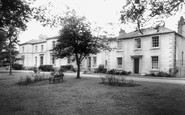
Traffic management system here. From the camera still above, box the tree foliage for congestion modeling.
[0,0,32,30]
[121,0,185,31]
[53,13,110,78]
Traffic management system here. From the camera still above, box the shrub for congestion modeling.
[156,71,171,77]
[107,69,116,74]
[39,65,54,71]
[18,76,32,85]
[12,63,23,70]
[60,65,75,72]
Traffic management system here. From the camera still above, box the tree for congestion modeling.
[0,0,32,74]
[0,0,32,30]
[4,26,19,75]
[120,0,185,32]
[53,13,109,79]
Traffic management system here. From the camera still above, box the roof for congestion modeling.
[118,26,176,39]
[19,38,46,45]
[19,36,59,46]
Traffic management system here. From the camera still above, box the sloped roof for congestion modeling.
[20,38,46,45]
[118,26,175,39]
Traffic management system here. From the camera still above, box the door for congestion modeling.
[134,58,139,74]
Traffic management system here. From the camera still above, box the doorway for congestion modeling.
[134,58,139,74]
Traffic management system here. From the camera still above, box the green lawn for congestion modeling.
[0,73,185,115]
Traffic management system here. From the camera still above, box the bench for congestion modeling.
[49,72,64,83]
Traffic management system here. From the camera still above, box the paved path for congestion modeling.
[1,70,185,85]
[64,72,185,85]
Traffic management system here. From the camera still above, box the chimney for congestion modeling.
[119,29,126,36]
[178,16,184,35]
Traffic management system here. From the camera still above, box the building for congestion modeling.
[18,17,185,77]
[19,36,69,69]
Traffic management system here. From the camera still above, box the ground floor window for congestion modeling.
[117,57,122,68]
[93,57,97,67]
[152,56,158,69]
[51,54,55,65]
[35,56,37,66]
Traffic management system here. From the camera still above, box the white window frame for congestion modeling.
[93,56,97,67]
[35,45,38,52]
[117,41,123,50]
[51,54,55,65]
[151,56,159,69]
[152,36,159,48]
[134,38,141,49]
[117,57,122,68]
[41,45,44,52]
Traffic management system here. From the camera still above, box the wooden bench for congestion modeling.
[49,72,64,83]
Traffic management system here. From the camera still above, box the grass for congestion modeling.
[0,73,185,115]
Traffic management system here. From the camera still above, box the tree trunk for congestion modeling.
[76,60,81,79]
[9,49,12,75]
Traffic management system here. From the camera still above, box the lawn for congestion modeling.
[0,72,185,115]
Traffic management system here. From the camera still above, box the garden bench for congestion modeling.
[49,72,64,83]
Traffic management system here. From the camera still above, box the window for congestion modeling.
[40,55,44,65]
[152,36,159,48]
[22,46,24,53]
[35,46,38,52]
[67,56,71,64]
[135,38,141,49]
[52,41,56,49]
[93,57,97,67]
[41,45,44,51]
[152,56,159,69]
[117,57,122,68]
[35,57,37,66]
[117,41,123,50]
[105,60,108,67]
[51,54,55,65]
[182,52,184,66]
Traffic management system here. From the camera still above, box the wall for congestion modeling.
[117,33,175,74]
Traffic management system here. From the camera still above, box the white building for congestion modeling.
[19,36,69,69]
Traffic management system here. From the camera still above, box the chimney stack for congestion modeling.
[178,16,185,35]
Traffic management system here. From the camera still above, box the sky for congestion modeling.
[19,0,185,44]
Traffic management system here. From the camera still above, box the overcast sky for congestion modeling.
[19,0,185,44]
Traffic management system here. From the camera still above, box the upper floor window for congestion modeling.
[135,38,141,49]
[35,46,38,52]
[22,46,24,53]
[152,56,159,69]
[152,36,159,48]
[117,57,122,68]
[41,45,44,51]
[52,41,56,49]
[117,41,123,50]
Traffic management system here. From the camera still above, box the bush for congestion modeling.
[39,65,54,71]
[107,69,116,74]
[60,65,75,72]
[156,71,171,77]
[12,63,23,70]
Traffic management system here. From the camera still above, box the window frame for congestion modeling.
[117,57,123,68]
[151,56,159,70]
[93,56,97,67]
[117,40,123,51]
[152,36,160,48]
[134,38,142,49]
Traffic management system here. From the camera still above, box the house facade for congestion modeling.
[18,17,185,77]
[19,36,69,69]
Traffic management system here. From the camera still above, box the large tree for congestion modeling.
[121,0,185,32]
[0,0,32,74]
[53,14,109,79]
